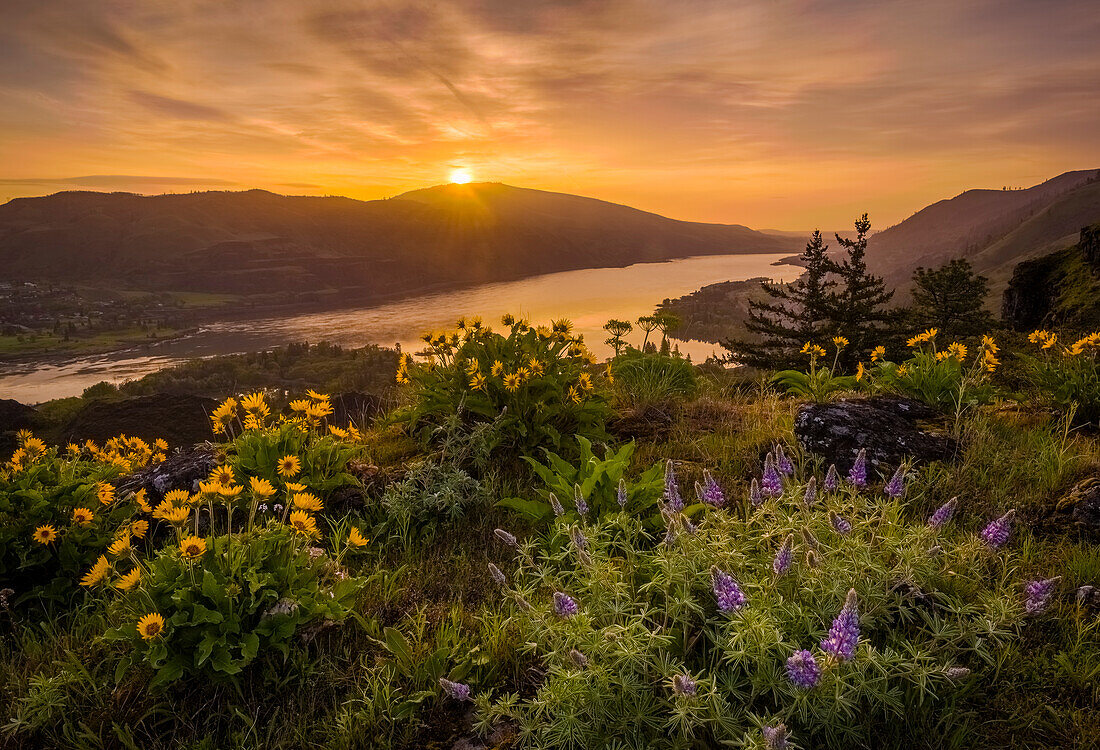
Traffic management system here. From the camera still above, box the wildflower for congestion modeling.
[33,525,57,544]
[830,511,852,535]
[749,478,764,507]
[566,385,583,404]
[574,484,589,515]
[160,505,189,524]
[549,492,564,517]
[553,592,579,618]
[804,549,821,568]
[762,724,790,750]
[277,455,301,477]
[98,482,116,506]
[439,677,471,701]
[115,567,141,590]
[71,507,94,525]
[1025,577,1061,615]
[164,488,191,506]
[570,527,591,566]
[711,567,747,612]
[617,479,628,509]
[945,666,971,681]
[108,536,131,556]
[786,649,821,689]
[848,448,867,487]
[289,398,312,413]
[129,519,149,539]
[672,674,697,696]
[832,335,849,349]
[469,372,487,390]
[821,588,860,662]
[289,510,319,537]
[347,527,369,547]
[569,649,588,668]
[980,510,1015,549]
[218,483,243,498]
[698,471,725,508]
[80,555,110,587]
[856,361,865,381]
[490,360,504,376]
[928,497,957,528]
[773,535,794,576]
[494,528,518,548]
[801,527,821,550]
[663,461,684,511]
[947,342,968,361]
[884,465,906,498]
[241,392,267,414]
[249,477,276,497]
[871,345,886,362]
[134,488,152,513]
[775,444,794,476]
[179,535,207,560]
[293,492,324,512]
[488,563,506,585]
[801,476,817,509]
[503,372,522,392]
[801,342,827,358]
[761,454,783,497]
[137,613,165,640]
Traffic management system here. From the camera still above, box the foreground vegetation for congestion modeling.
[1,315,1098,749]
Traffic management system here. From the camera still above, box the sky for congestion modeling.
[1,0,1098,230]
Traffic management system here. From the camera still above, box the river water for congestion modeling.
[0,253,799,403]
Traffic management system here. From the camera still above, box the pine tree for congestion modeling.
[910,259,993,337]
[723,230,835,368]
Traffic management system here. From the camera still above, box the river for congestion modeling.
[0,253,799,403]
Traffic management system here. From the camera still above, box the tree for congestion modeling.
[654,311,681,354]
[822,214,902,363]
[603,319,633,356]
[910,259,993,337]
[723,230,836,368]
[636,315,660,351]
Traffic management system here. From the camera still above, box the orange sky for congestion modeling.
[1,0,1098,229]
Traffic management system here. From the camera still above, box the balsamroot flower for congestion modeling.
[699,471,726,508]
[549,492,564,517]
[773,535,794,576]
[775,444,794,476]
[980,510,1015,549]
[762,723,790,750]
[786,649,821,689]
[802,477,817,509]
[553,592,579,618]
[824,464,840,492]
[749,478,764,508]
[830,511,852,536]
[664,461,684,511]
[488,563,506,585]
[928,497,958,528]
[821,588,860,661]
[439,678,471,701]
[672,673,697,696]
[884,465,906,498]
[762,454,783,498]
[848,448,867,487]
[711,567,747,612]
[617,478,628,509]
[573,484,589,515]
[494,528,519,548]
[1025,577,1061,615]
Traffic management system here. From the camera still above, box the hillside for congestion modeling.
[866,169,1100,297]
[0,184,797,301]
[1001,224,1100,329]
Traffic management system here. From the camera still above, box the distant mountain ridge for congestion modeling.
[0,183,798,300]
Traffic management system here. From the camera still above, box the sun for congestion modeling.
[449,168,472,184]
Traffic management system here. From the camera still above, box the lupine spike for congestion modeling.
[848,448,867,487]
[488,562,506,585]
[804,549,820,568]
[710,566,747,612]
[773,534,794,576]
[761,453,783,497]
[570,527,592,566]
[824,464,840,492]
[549,492,564,517]
[749,478,763,507]
[439,677,471,701]
[830,510,852,536]
[945,666,971,681]
[617,478,628,509]
[801,527,820,550]
[1024,577,1061,614]
[664,461,684,511]
[700,471,726,508]
[928,497,957,528]
[672,673,697,696]
[553,591,579,617]
[802,476,817,509]
[573,484,588,515]
[569,648,589,668]
[762,724,790,750]
[820,588,860,661]
[785,649,821,688]
[775,444,794,476]
[884,465,906,498]
[980,509,1016,549]
[494,528,518,548]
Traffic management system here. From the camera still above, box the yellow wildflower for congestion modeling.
[250,476,276,497]
[277,455,301,478]
[98,482,116,506]
[307,389,329,401]
[347,527,369,547]
[33,525,58,544]
[503,373,522,392]
[107,535,131,556]
[115,567,141,591]
[871,346,886,362]
[210,465,236,486]
[288,510,319,537]
[490,360,504,377]
[72,507,94,525]
[80,555,110,587]
[129,519,149,539]
[832,336,849,349]
[293,492,324,512]
[179,535,206,560]
[137,613,165,640]
[856,362,865,381]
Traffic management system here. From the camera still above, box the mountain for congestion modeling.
[0,183,797,301]
[865,169,1100,299]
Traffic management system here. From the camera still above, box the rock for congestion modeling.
[0,398,38,455]
[116,444,219,499]
[794,395,958,476]
[1050,476,1100,534]
[1002,224,1100,330]
[62,393,218,448]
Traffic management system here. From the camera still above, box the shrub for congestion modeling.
[392,316,611,459]
[478,469,1031,748]
[611,349,698,408]
[1020,329,1100,426]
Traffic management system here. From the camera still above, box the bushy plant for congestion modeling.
[476,467,1034,748]
[611,349,698,408]
[771,338,860,402]
[1020,329,1100,426]
[393,316,611,458]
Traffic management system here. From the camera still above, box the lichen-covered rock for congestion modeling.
[794,396,957,477]
[1052,476,1100,533]
[116,443,219,499]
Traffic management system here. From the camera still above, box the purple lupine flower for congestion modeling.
[617,478,628,509]
[570,527,591,566]
[802,476,817,509]
[785,649,821,689]
[488,563,506,585]
[848,448,867,488]
[820,588,860,662]
[549,492,564,517]
[980,510,1015,549]
[494,528,518,548]
[553,591,579,618]
[945,666,971,681]
[683,516,699,535]
[1024,577,1061,615]
[824,464,840,492]
[761,454,783,498]
[569,648,588,668]
[775,444,794,476]
[573,484,588,515]
[773,534,794,576]
[928,497,957,528]
[439,678,471,701]
[711,567,747,612]
[804,549,820,568]
[884,465,906,498]
[801,527,820,551]
[749,478,763,507]
[672,673,697,696]
[664,461,684,512]
[762,724,790,750]
[830,510,852,536]
[699,471,726,508]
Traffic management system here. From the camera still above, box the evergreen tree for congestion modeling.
[910,259,993,337]
[723,230,835,368]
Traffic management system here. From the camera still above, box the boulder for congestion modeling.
[62,393,217,448]
[794,395,958,476]
[1048,475,1100,535]
[116,443,220,499]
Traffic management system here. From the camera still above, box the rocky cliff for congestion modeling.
[1002,224,1100,329]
